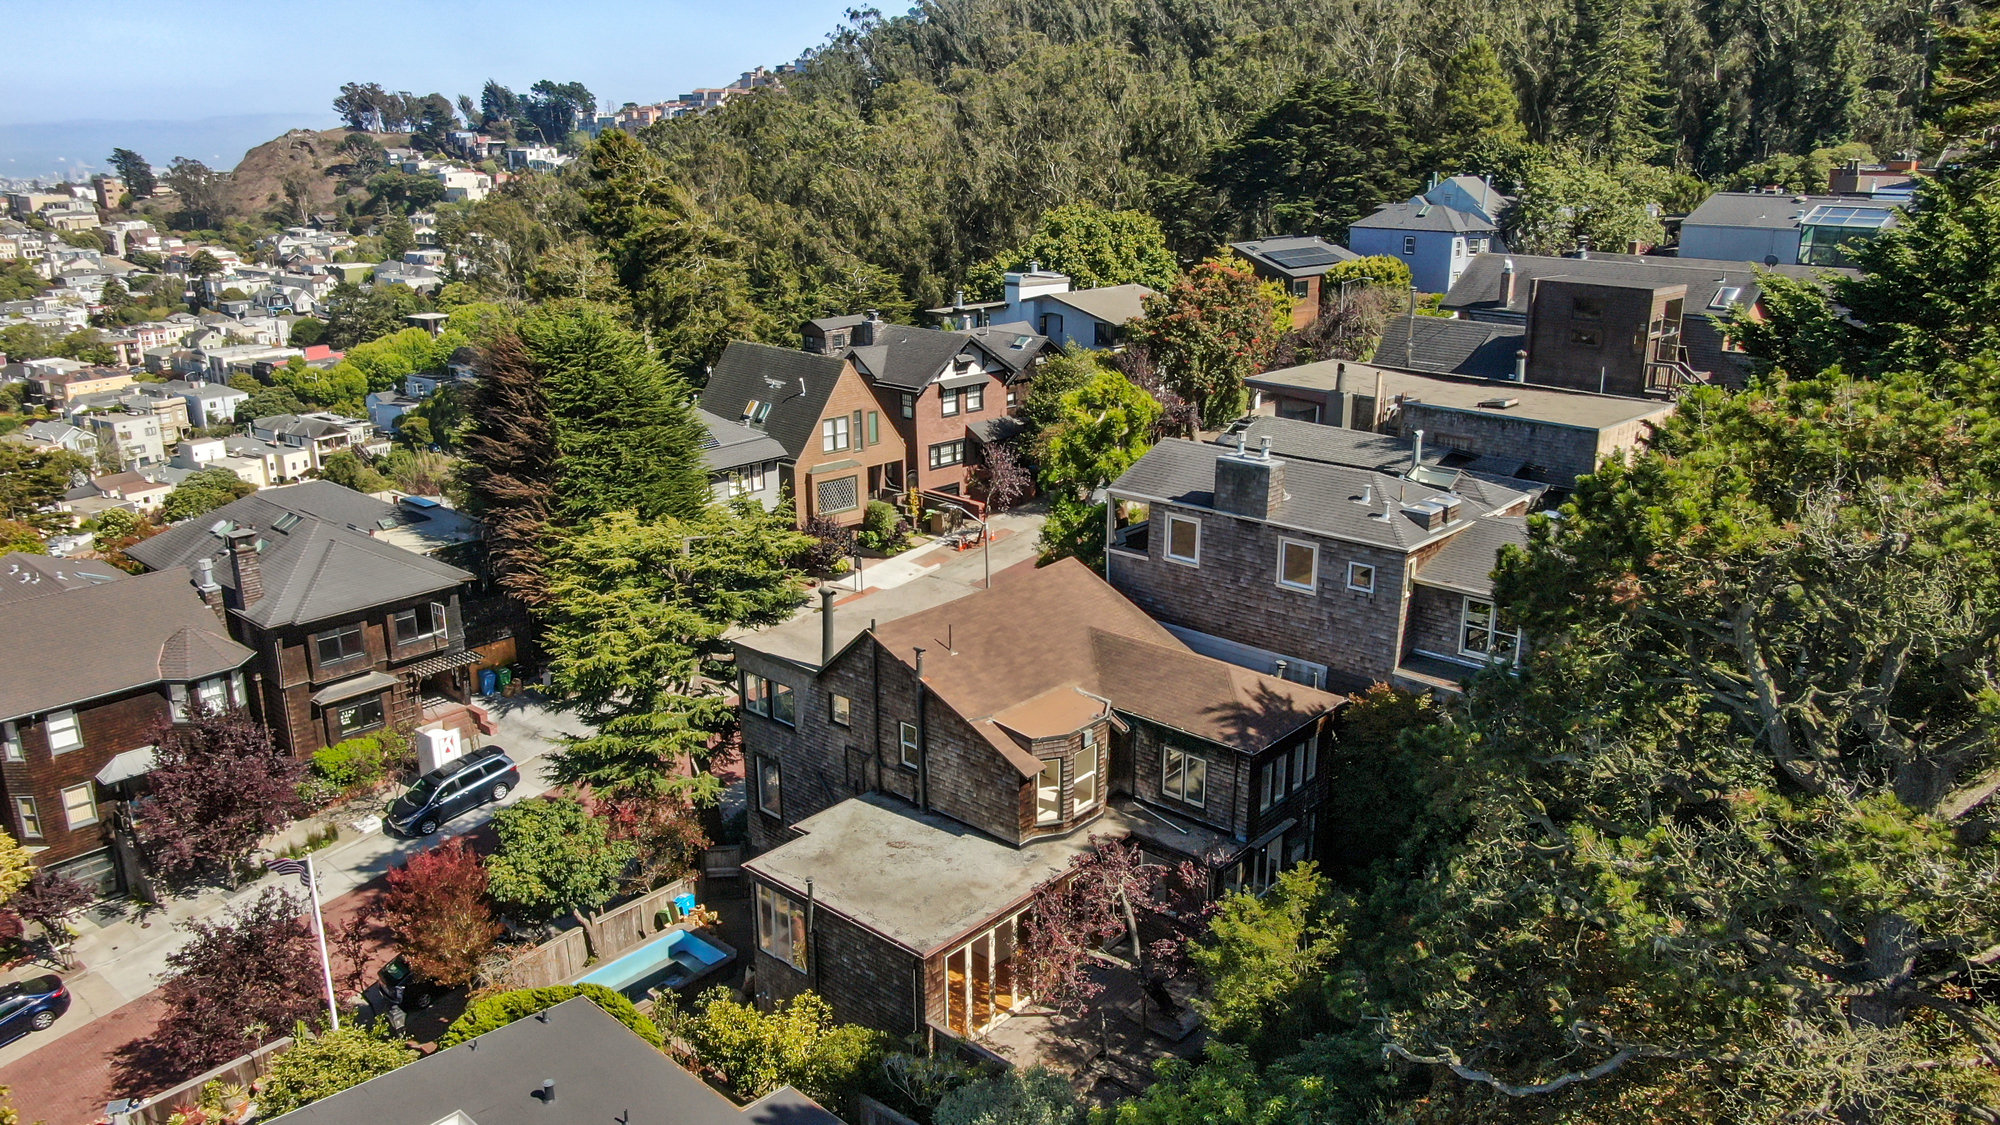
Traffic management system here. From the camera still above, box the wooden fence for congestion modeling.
[123,1036,292,1125]
[481,879,696,991]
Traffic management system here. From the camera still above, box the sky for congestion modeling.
[0,0,860,178]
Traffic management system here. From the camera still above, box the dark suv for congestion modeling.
[0,976,69,1046]
[387,747,520,836]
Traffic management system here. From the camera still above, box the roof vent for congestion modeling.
[1477,396,1519,409]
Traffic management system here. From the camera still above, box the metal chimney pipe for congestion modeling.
[1411,429,1425,475]
[541,1079,556,1105]
[1514,349,1527,383]
[1259,435,1272,461]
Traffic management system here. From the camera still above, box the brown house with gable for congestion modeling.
[734,560,1345,1041]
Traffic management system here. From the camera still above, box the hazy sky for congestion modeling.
[0,0,861,126]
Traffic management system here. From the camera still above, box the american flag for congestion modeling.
[267,858,315,891]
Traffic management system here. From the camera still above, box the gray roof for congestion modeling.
[698,407,790,473]
[1246,358,1673,431]
[1436,175,1512,218]
[266,996,842,1125]
[1230,235,1360,278]
[1350,198,1498,234]
[1373,315,1525,379]
[1220,417,1548,506]
[1044,283,1153,325]
[1682,192,1891,232]
[0,567,253,721]
[746,792,1134,954]
[847,321,1049,391]
[254,413,350,440]
[0,552,125,607]
[126,487,471,629]
[1411,515,1530,597]
[697,341,849,463]
[1111,439,1528,552]
[1442,251,1838,320]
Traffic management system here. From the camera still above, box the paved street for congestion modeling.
[0,693,574,1125]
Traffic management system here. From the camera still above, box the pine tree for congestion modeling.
[1560,0,1671,164]
[1428,38,1527,167]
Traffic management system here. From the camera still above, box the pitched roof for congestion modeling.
[1373,314,1525,379]
[0,552,125,607]
[1442,251,1839,319]
[868,559,1340,772]
[697,408,790,473]
[1435,175,1513,219]
[265,996,841,1125]
[1111,438,1530,552]
[1230,235,1360,278]
[1682,191,1879,231]
[696,340,848,462]
[125,489,471,629]
[1412,515,1530,597]
[846,321,1049,390]
[1350,198,1499,234]
[1044,283,1153,325]
[0,567,253,720]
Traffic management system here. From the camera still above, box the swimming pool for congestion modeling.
[577,928,735,1001]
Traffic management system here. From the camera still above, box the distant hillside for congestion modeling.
[217,127,414,223]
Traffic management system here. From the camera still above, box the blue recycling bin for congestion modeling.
[673,892,697,917]
[480,668,498,696]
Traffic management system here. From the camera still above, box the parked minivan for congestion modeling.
[387,747,520,836]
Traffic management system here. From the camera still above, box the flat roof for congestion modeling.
[745,793,1131,955]
[1247,360,1673,431]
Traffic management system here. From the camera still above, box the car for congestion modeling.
[0,976,69,1046]
[386,747,520,836]
[377,955,451,1012]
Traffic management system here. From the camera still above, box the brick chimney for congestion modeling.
[192,556,226,620]
[225,527,263,609]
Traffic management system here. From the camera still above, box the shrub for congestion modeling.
[257,1024,417,1116]
[383,837,502,987]
[675,987,889,1106]
[797,515,855,573]
[854,501,910,554]
[934,1067,1083,1125]
[310,735,390,793]
[439,983,660,1048]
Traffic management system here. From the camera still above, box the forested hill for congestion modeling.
[527,0,1957,331]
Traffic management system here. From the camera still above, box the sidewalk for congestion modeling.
[0,692,578,1121]
[832,506,1047,596]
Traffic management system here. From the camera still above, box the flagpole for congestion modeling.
[305,854,340,1031]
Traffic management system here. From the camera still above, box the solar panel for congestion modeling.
[1265,247,1340,269]
[1799,205,1895,230]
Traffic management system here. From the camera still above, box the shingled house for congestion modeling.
[0,567,255,896]
[735,560,1344,1039]
[125,483,483,759]
[698,316,1052,523]
[1106,426,1537,693]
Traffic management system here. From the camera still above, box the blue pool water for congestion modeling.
[578,929,733,1000]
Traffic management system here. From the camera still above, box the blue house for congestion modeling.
[1347,176,1510,294]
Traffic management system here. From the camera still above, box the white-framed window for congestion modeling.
[14,797,40,840]
[1074,733,1100,815]
[1277,538,1317,592]
[1403,235,1417,256]
[755,883,806,971]
[394,602,448,645]
[1036,759,1062,825]
[829,693,852,726]
[1347,561,1376,593]
[1165,515,1200,565]
[1,722,19,763]
[756,757,782,817]
[1461,597,1523,664]
[743,672,769,716]
[1161,746,1207,808]
[929,440,965,469]
[61,783,97,829]
[964,385,983,412]
[45,710,80,754]
[941,390,959,417]
[821,415,850,453]
[899,721,919,768]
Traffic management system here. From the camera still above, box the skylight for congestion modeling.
[1708,286,1743,311]
[272,512,302,533]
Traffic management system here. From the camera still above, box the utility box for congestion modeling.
[416,726,465,776]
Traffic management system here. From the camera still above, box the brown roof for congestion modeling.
[0,567,255,721]
[868,559,1342,775]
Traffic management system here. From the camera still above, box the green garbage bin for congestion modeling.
[496,666,512,689]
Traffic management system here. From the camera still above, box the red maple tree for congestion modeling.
[382,836,503,987]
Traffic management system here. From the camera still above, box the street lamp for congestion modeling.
[929,498,991,589]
